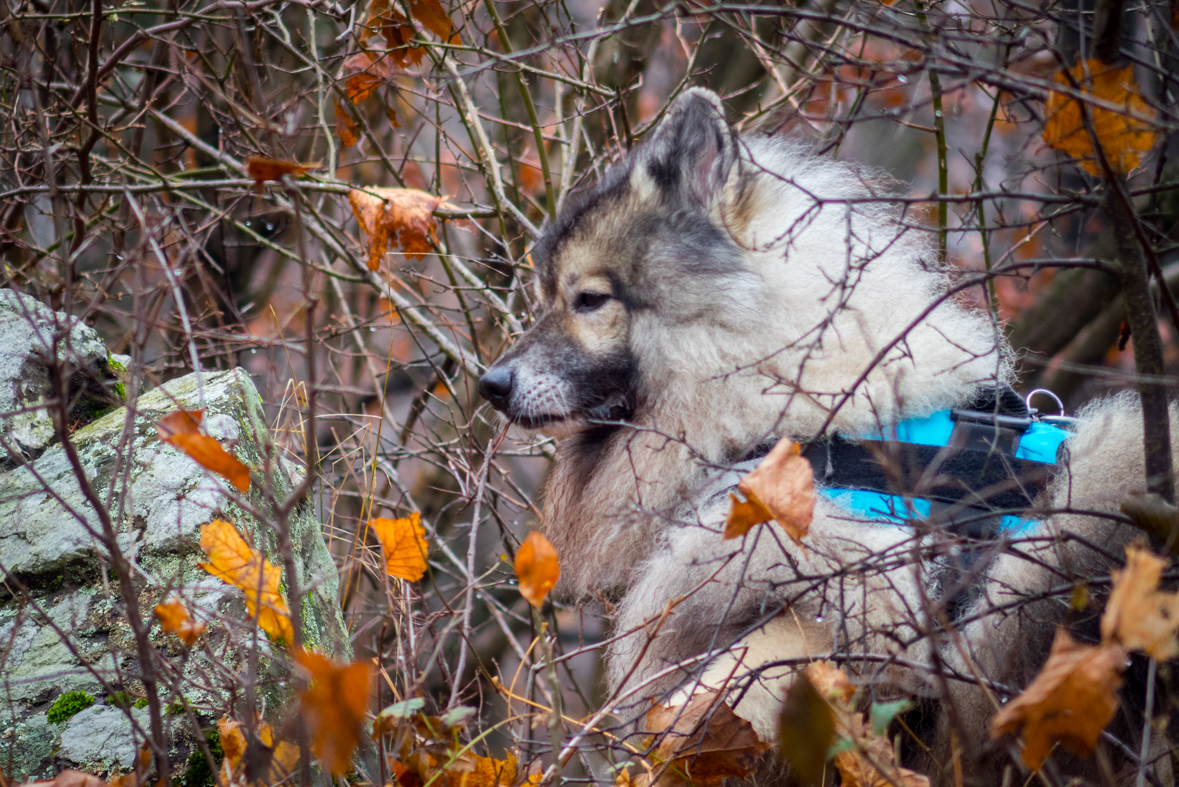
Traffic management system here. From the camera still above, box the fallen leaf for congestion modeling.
[643,691,770,786]
[158,410,251,492]
[1043,59,1158,176]
[515,530,559,608]
[1101,543,1179,659]
[348,187,443,270]
[218,716,300,786]
[335,99,359,147]
[154,596,207,646]
[370,512,429,581]
[834,717,928,787]
[806,661,856,706]
[246,157,319,185]
[725,438,814,545]
[444,753,517,787]
[990,628,1125,771]
[292,648,372,775]
[777,671,834,784]
[346,72,382,104]
[198,519,294,643]
[408,0,460,43]
[14,772,104,787]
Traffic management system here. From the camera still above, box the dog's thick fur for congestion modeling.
[482,88,1166,783]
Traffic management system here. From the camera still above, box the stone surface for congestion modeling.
[0,335,348,778]
[0,289,111,468]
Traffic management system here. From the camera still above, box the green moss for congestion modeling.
[108,691,133,709]
[47,690,94,724]
[166,700,186,716]
[179,728,223,787]
[134,697,149,709]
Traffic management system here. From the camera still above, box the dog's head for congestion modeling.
[479,88,756,436]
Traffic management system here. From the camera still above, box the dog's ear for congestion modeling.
[641,87,739,208]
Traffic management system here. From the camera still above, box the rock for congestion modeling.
[0,289,112,469]
[58,706,151,771]
[0,346,349,777]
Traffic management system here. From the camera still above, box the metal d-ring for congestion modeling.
[1025,388,1067,418]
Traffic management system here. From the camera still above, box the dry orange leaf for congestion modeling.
[198,519,294,643]
[724,438,814,545]
[335,99,359,147]
[990,628,1125,771]
[218,716,299,786]
[1101,543,1179,659]
[515,530,559,608]
[12,772,104,787]
[408,0,460,44]
[293,648,372,775]
[346,72,382,104]
[370,512,429,581]
[643,691,770,787]
[246,157,319,185]
[154,596,207,646]
[158,410,251,492]
[348,187,443,270]
[1043,59,1158,176]
[443,753,518,787]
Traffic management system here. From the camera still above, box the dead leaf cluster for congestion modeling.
[990,542,1179,771]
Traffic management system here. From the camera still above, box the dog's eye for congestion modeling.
[574,292,609,313]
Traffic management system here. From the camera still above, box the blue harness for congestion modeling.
[817,408,1072,534]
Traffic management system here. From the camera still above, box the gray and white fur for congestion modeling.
[479,87,1153,783]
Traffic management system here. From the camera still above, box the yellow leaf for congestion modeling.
[514,531,559,608]
[154,596,207,646]
[158,410,251,492]
[1101,543,1179,659]
[444,753,518,787]
[725,438,814,545]
[335,99,359,147]
[292,648,372,775]
[1042,59,1158,176]
[990,628,1125,771]
[198,520,294,643]
[370,512,429,581]
[348,187,443,270]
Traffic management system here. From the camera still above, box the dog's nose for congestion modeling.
[479,365,514,408]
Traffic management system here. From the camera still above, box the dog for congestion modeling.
[479,87,1167,784]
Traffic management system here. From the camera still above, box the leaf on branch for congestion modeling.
[292,648,372,775]
[370,512,429,581]
[777,671,834,784]
[246,157,319,186]
[348,187,444,270]
[158,409,251,492]
[1042,59,1158,176]
[198,519,294,643]
[642,691,770,787]
[989,628,1125,771]
[361,0,426,65]
[1101,543,1179,659]
[154,596,207,646]
[724,438,814,545]
[514,530,559,608]
[346,72,382,104]
[408,0,460,44]
[335,99,359,147]
[1119,492,1179,555]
